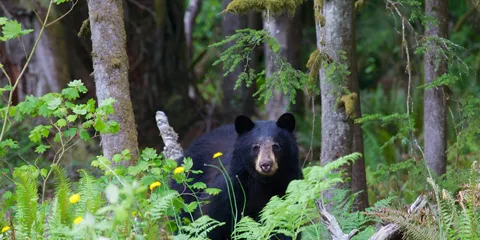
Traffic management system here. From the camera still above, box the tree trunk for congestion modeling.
[424,0,448,176]
[316,0,356,191]
[221,0,252,121]
[351,87,368,210]
[263,10,302,120]
[87,0,139,163]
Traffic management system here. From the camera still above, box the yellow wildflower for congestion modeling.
[73,217,83,225]
[149,181,161,191]
[69,193,80,204]
[213,152,223,158]
[173,166,185,175]
[1,226,10,233]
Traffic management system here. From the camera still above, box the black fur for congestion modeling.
[171,114,303,239]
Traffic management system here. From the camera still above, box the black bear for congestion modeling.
[172,113,303,239]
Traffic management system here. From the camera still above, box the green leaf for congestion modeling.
[184,202,198,213]
[94,119,106,132]
[47,97,62,110]
[1,139,19,149]
[79,129,90,141]
[56,119,67,128]
[40,168,48,178]
[1,20,33,41]
[64,128,77,137]
[112,154,123,163]
[121,149,131,161]
[66,114,78,122]
[182,157,193,172]
[72,105,87,115]
[61,88,79,100]
[35,144,51,153]
[17,95,37,115]
[106,121,120,133]
[2,190,12,199]
[0,17,7,26]
[141,148,158,161]
[205,188,221,195]
[29,125,52,143]
[191,182,207,190]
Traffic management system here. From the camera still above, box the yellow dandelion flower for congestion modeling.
[73,217,83,225]
[173,166,185,175]
[69,193,80,204]
[149,181,161,191]
[213,152,223,158]
[1,226,10,233]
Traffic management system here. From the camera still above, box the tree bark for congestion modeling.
[351,62,368,210]
[424,0,448,176]
[87,0,139,163]
[221,0,252,121]
[263,10,302,120]
[316,0,356,191]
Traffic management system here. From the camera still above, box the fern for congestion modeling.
[13,165,39,239]
[149,190,181,221]
[176,215,225,240]
[75,170,102,217]
[51,165,72,225]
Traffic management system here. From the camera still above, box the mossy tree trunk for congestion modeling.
[87,0,139,163]
[316,0,361,198]
[263,10,302,120]
[424,0,448,176]
[221,0,254,121]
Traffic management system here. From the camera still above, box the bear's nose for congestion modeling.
[260,162,272,172]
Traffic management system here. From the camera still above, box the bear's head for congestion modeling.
[232,113,299,178]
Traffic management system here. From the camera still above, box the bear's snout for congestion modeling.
[260,161,273,172]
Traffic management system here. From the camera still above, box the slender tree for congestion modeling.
[315,0,358,192]
[87,0,139,163]
[424,0,448,176]
[263,10,302,120]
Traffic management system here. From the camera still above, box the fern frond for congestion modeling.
[51,165,72,225]
[13,166,39,238]
[179,216,225,240]
[75,170,102,217]
[149,191,181,221]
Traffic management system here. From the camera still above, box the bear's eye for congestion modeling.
[252,145,260,153]
[272,143,281,152]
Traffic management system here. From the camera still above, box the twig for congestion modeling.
[315,199,359,240]
[46,0,79,27]
[155,111,184,161]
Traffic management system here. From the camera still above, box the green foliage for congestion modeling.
[371,163,480,240]
[211,29,317,105]
[0,17,33,41]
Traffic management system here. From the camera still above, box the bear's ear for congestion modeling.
[276,113,295,132]
[235,115,255,135]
